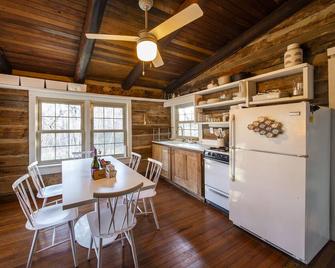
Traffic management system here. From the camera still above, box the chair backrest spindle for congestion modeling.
[129,152,142,171]
[27,161,46,196]
[145,158,162,190]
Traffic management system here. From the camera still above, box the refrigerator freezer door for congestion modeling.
[229,149,306,260]
[230,102,308,156]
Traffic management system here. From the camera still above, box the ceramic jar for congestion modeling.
[284,43,303,68]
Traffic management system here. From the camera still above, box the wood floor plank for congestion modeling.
[0,179,334,267]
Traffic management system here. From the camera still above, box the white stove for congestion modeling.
[204,147,230,212]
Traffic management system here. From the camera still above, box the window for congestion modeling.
[38,100,83,162]
[92,104,126,157]
[176,105,198,138]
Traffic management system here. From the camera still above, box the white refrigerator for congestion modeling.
[229,102,330,264]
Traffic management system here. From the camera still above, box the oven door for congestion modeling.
[204,158,229,195]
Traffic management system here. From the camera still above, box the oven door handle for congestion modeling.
[208,187,229,198]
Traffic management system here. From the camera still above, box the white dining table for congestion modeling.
[62,156,155,248]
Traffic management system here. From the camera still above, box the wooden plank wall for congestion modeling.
[132,101,171,173]
[0,89,28,198]
[177,0,335,106]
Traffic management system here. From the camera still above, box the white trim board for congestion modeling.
[0,83,165,103]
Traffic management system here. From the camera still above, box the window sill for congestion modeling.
[38,163,62,175]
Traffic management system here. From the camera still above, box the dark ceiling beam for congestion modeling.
[74,0,108,83]
[166,0,312,92]
[0,48,12,74]
[121,0,205,90]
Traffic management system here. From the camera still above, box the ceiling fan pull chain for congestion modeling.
[145,9,148,30]
[142,62,145,76]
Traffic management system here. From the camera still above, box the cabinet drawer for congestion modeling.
[205,185,229,211]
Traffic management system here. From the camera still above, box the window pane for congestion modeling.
[104,119,113,129]
[191,130,198,137]
[105,132,114,144]
[191,123,198,130]
[105,144,114,155]
[69,117,81,130]
[115,143,124,155]
[56,104,68,117]
[94,119,104,130]
[104,107,113,118]
[56,133,69,146]
[42,103,55,116]
[69,133,81,145]
[179,111,185,121]
[41,147,55,161]
[94,107,103,118]
[69,146,82,158]
[41,133,55,147]
[56,146,69,160]
[115,132,124,143]
[42,117,56,130]
[56,117,68,130]
[113,119,123,129]
[69,105,81,117]
[184,129,191,137]
[94,133,104,144]
[114,108,123,118]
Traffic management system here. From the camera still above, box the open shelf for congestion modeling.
[249,95,309,106]
[197,121,229,127]
[195,81,240,96]
[195,98,245,109]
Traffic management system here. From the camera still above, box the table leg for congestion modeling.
[74,214,117,248]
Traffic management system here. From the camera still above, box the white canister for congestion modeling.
[217,138,225,147]
[284,43,303,68]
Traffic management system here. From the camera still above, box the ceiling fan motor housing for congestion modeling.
[139,0,153,11]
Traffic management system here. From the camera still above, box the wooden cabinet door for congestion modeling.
[152,144,162,162]
[171,149,187,186]
[185,151,202,195]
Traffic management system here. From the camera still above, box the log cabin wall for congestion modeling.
[0,88,28,199]
[132,101,171,173]
[0,86,170,198]
[176,0,335,106]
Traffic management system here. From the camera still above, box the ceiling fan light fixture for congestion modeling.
[136,32,157,62]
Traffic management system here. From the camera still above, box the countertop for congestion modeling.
[152,140,209,152]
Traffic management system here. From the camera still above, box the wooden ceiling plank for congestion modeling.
[0,48,12,74]
[74,0,108,83]
[166,0,312,92]
[121,0,205,90]
[170,39,213,56]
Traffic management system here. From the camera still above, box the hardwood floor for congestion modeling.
[1,179,335,268]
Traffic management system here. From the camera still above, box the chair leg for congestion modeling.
[42,197,48,207]
[27,230,39,268]
[143,198,148,215]
[128,230,139,268]
[120,233,125,247]
[68,221,78,267]
[97,238,103,268]
[149,198,160,230]
[87,236,93,260]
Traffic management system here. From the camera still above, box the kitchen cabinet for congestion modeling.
[171,148,203,197]
[152,143,170,179]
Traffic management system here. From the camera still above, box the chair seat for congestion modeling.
[26,204,78,231]
[87,204,136,238]
[37,184,62,199]
[139,189,156,199]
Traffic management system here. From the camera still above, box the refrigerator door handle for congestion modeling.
[230,114,236,181]
[234,147,308,158]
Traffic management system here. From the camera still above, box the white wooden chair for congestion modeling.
[27,161,62,207]
[72,150,94,159]
[86,182,143,268]
[12,174,78,268]
[129,152,142,171]
[136,158,162,230]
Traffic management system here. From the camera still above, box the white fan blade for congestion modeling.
[152,50,164,67]
[149,3,203,40]
[85,33,138,42]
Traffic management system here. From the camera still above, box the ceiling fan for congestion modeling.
[86,0,203,72]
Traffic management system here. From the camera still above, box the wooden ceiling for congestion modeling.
[0,0,288,90]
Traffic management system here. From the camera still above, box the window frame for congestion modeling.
[36,98,85,164]
[175,103,199,139]
[90,102,127,158]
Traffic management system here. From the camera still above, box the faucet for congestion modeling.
[177,126,186,142]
